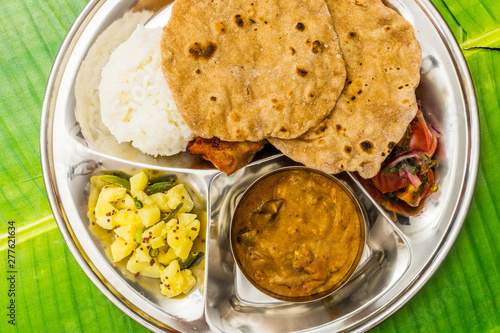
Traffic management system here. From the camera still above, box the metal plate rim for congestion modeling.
[40,0,480,331]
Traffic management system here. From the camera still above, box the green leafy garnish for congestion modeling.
[415,173,429,195]
[384,165,399,173]
[400,125,412,152]
[406,164,419,175]
[383,191,399,203]
[382,158,417,173]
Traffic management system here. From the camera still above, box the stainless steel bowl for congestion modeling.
[41,0,479,331]
[230,166,366,303]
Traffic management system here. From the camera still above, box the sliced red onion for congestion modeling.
[402,164,422,188]
[398,169,408,189]
[384,150,430,171]
[416,108,425,122]
[427,122,442,138]
[417,108,442,139]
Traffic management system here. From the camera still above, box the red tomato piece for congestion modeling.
[406,116,437,156]
[396,169,435,207]
[372,170,410,194]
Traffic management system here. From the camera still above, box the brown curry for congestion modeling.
[231,168,364,299]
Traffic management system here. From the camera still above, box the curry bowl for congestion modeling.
[230,166,366,302]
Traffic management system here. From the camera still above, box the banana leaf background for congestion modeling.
[0,0,498,331]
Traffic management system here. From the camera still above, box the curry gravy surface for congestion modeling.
[232,169,363,298]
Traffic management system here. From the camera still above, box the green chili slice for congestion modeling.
[160,203,184,222]
[100,170,132,180]
[187,252,205,269]
[98,175,131,190]
[177,252,204,269]
[135,228,143,243]
[149,174,177,185]
[144,182,174,195]
[134,197,143,209]
[149,248,160,258]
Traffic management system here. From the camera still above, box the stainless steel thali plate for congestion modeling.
[41,0,479,331]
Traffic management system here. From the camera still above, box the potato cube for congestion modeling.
[111,237,137,262]
[130,171,149,192]
[167,228,193,260]
[178,213,197,226]
[88,176,108,222]
[151,236,167,249]
[141,221,167,249]
[99,186,127,203]
[116,194,135,210]
[165,185,194,213]
[158,248,178,265]
[178,213,200,241]
[95,201,116,229]
[126,255,149,273]
[160,260,181,297]
[165,219,178,233]
[113,210,141,227]
[179,270,196,294]
[150,193,171,213]
[142,221,166,239]
[128,245,163,278]
[160,261,196,297]
[185,219,200,241]
[95,200,115,219]
[138,204,160,227]
[134,190,155,206]
[134,245,153,263]
[114,222,142,243]
[138,262,162,278]
[96,216,114,230]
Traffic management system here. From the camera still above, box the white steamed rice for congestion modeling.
[99,24,194,157]
[75,11,152,151]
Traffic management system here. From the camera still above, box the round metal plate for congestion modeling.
[41,0,479,332]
